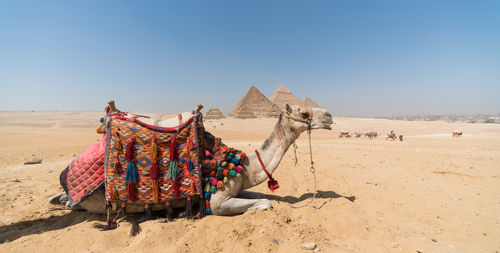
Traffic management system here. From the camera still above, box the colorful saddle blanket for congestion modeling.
[104,114,202,204]
[60,136,106,207]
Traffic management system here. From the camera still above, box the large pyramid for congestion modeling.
[229,86,281,118]
[269,84,304,110]
[303,97,321,108]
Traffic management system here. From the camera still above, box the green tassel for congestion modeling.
[223,177,228,184]
[168,160,179,181]
[229,170,237,177]
[210,185,217,193]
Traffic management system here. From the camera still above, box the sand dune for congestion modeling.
[0,111,499,252]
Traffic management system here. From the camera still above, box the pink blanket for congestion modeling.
[60,136,106,206]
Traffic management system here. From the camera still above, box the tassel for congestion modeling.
[151,163,159,180]
[125,161,138,201]
[125,136,136,161]
[223,177,228,184]
[167,135,179,181]
[152,180,159,203]
[204,183,211,193]
[125,162,137,185]
[116,135,122,151]
[114,160,122,174]
[170,135,177,161]
[112,188,120,201]
[168,160,178,180]
[210,185,217,193]
[217,181,224,189]
[267,178,280,192]
[127,180,136,201]
[151,136,158,162]
[229,170,237,177]
[235,165,243,173]
[172,181,179,197]
[204,191,211,200]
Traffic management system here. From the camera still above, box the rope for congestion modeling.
[288,125,317,209]
[293,142,298,166]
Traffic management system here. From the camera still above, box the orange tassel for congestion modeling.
[152,180,159,203]
[151,136,158,162]
[112,188,120,201]
[116,135,122,151]
[217,181,224,188]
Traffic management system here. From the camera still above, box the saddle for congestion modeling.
[59,102,246,217]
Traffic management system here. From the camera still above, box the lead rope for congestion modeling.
[288,123,317,209]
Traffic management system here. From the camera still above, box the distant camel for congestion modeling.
[386,133,397,140]
[355,132,362,138]
[365,132,378,139]
[339,132,351,138]
[452,132,463,137]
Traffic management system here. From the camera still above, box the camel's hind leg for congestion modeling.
[211,196,272,216]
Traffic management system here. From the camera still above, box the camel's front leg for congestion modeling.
[211,197,272,216]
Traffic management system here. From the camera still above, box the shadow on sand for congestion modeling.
[238,190,356,209]
[0,211,103,244]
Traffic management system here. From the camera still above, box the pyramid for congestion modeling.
[229,86,281,118]
[269,84,304,110]
[303,97,321,108]
[204,108,225,119]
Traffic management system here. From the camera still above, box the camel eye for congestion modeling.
[301,112,309,119]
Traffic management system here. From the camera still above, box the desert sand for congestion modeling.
[0,111,499,252]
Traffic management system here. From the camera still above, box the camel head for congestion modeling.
[283,103,333,134]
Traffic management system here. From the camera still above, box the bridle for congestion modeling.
[255,108,318,208]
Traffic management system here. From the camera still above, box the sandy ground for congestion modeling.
[0,111,499,252]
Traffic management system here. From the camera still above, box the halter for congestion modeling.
[255,109,317,208]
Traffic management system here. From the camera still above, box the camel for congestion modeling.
[49,103,333,217]
[364,132,377,139]
[452,131,462,137]
[339,132,350,138]
[386,133,397,140]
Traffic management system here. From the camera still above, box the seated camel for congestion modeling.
[452,131,462,137]
[49,103,333,219]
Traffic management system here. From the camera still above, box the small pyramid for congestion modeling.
[303,97,321,108]
[269,84,304,110]
[204,108,225,119]
[229,86,281,118]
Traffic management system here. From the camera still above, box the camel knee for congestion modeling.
[250,199,272,211]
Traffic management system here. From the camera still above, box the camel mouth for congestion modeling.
[311,120,333,130]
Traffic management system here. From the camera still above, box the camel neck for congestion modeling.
[244,116,300,188]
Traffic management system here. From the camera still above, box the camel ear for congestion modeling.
[284,103,292,114]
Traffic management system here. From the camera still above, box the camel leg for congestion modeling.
[211,196,272,216]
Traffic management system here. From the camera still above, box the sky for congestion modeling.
[0,0,499,117]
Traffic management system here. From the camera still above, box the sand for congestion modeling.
[0,111,499,252]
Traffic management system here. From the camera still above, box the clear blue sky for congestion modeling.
[1,0,499,116]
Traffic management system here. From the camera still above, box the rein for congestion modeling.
[256,110,317,208]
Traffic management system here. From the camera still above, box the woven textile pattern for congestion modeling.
[105,117,202,203]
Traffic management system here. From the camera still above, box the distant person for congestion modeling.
[391,130,395,135]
